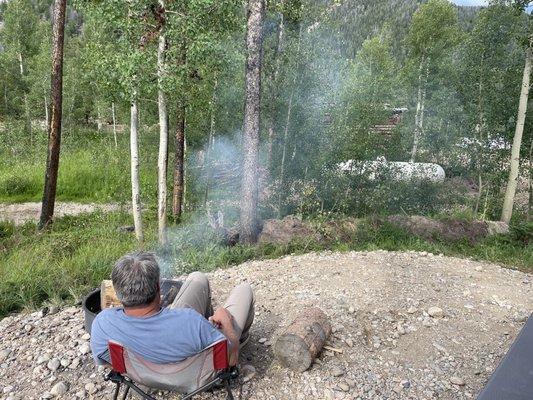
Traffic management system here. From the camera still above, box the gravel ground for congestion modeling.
[1,250,531,400]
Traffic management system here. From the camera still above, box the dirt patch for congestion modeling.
[258,215,361,245]
[385,215,509,244]
[258,215,507,246]
[258,215,322,244]
[0,202,125,226]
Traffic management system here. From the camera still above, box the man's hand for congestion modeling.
[209,307,233,330]
[209,307,239,366]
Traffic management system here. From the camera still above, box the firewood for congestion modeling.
[273,307,331,372]
[100,280,122,309]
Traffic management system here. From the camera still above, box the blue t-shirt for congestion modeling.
[90,307,225,365]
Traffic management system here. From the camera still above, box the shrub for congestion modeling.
[510,220,533,246]
[0,220,14,239]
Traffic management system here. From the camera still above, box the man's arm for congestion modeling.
[209,308,239,366]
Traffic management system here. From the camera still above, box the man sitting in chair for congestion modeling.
[90,251,254,367]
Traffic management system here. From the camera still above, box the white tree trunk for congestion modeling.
[204,77,218,207]
[130,96,144,243]
[44,95,49,131]
[157,32,169,245]
[527,140,533,221]
[410,59,429,162]
[501,45,532,223]
[96,104,102,131]
[19,52,32,141]
[183,135,187,210]
[112,102,117,148]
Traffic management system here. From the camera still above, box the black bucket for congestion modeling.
[82,279,183,334]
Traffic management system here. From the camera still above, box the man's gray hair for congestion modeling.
[111,251,160,307]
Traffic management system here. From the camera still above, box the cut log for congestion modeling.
[100,280,121,309]
[273,307,331,372]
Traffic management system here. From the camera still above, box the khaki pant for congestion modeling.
[170,272,255,340]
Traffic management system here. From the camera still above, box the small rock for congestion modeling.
[38,307,49,318]
[428,307,444,318]
[514,313,528,323]
[48,306,59,315]
[0,349,11,362]
[345,338,354,347]
[68,357,80,369]
[60,358,71,368]
[345,378,355,387]
[37,354,51,365]
[47,358,60,371]
[50,381,68,396]
[3,385,14,394]
[241,364,256,383]
[81,333,91,341]
[331,366,344,377]
[348,306,355,314]
[258,338,267,344]
[338,382,350,392]
[85,383,98,395]
[24,324,33,332]
[401,379,411,389]
[475,266,483,272]
[450,376,465,386]
[407,306,417,314]
[78,343,91,355]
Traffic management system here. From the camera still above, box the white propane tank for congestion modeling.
[338,157,445,183]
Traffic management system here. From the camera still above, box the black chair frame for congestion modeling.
[104,367,239,400]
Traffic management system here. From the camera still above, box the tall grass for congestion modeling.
[0,212,151,317]
[0,126,158,203]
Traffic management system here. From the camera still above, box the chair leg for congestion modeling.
[113,382,121,400]
[121,385,130,400]
[123,381,157,400]
[224,379,234,400]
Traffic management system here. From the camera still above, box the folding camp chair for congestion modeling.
[103,338,239,400]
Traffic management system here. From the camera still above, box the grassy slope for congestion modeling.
[0,212,530,318]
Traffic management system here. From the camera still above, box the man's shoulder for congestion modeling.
[164,307,205,320]
[94,307,123,320]
[92,307,124,329]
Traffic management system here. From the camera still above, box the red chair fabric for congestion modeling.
[109,341,126,374]
[107,338,230,393]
